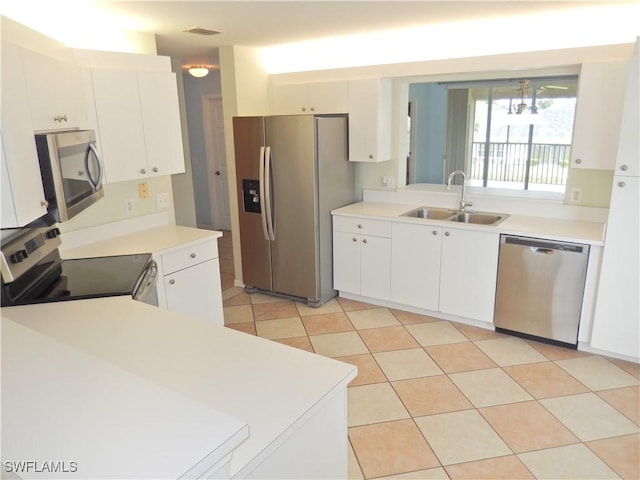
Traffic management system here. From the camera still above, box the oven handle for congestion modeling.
[132,260,157,301]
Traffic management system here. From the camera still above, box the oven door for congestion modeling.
[132,259,158,306]
[36,130,105,222]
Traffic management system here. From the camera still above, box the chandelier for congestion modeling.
[508,80,538,115]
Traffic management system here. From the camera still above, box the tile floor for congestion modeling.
[217,231,640,479]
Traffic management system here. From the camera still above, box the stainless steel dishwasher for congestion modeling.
[494,235,590,348]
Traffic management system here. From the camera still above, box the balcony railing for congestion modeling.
[470,142,570,186]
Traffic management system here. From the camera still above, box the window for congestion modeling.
[451,76,578,192]
[407,76,578,193]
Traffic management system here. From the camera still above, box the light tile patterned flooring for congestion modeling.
[217,231,640,479]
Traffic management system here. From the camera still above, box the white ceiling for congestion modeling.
[94,1,638,65]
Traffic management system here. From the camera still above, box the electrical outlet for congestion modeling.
[382,176,395,188]
[138,182,149,199]
[124,198,135,216]
[571,188,582,203]
[156,193,170,210]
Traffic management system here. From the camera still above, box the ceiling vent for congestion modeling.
[182,27,221,36]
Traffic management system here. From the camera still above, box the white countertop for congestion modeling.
[2,297,357,478]
[2,319,248,480]
[60,225,223,259]
[333,201,606,245]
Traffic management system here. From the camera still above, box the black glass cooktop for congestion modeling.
[2,253,152,306]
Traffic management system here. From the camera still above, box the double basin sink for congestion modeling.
[401,207,509,226]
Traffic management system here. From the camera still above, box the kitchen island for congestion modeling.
[1,297,357,479]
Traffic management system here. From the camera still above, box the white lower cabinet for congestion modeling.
[591,176,639,359]
[438,227,500,323]
[390,222,500,324]
[390,223,441,310]
[164,259,222,324]
[333,216,391,300]
[156,239,223,325]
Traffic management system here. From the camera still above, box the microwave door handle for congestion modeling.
[86,143,104,190]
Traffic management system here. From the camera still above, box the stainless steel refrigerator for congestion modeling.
[233,114,355,306]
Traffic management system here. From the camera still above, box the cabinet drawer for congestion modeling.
[333,216,391,237]
[161,240,218,275]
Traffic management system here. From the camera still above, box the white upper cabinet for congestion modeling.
[348,78,392,162]
[21,48,88,132]
[137,71,185,178]
[89,69,147,183]
[269,81,349,114]
[614,39,639,177]
[570,61,628,170]
[88,69,185,183]
[1,42,47,227]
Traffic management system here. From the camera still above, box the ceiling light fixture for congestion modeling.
[509,80,538,115]
[188,66,209,78]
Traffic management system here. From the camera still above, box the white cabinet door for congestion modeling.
[390,223,441,310]
[90,69,148,183]
[439,228,500,323]
[137,71,185,178]
[270,81,349,114]
[308,81,349,114]
[591,176,639,358]
[348,78,392,162]
[360,235,391,300]
[164,258,223,325]
[21,48,87,132]
[270,83,310,114]
[1,43,47,227]
[571,61,628,170]
[614,39,639,177]
[333,231,362,294]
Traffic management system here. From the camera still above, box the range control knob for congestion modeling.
[46,227,61,239]
[10,249,28,263]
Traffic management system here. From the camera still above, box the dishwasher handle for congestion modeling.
[502,235,586,254]
[531,247,554,255]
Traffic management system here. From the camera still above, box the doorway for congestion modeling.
[201,93,231,230]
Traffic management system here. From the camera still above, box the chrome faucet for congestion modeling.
[447,170,473,211]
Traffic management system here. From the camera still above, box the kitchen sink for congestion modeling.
[449,212,506,225]
[401,206,509,226]
[402,207,455,220]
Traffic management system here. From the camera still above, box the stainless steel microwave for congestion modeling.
[35,129,104,222]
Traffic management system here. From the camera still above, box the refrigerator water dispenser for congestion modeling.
[242,179,261,213]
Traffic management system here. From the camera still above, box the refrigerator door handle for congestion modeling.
[258,146,270,241]
[264,146,276,241]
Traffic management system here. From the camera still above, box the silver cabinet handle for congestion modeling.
[352,237,357,242]
[190,253,196,258]
[140,168,147,174]
[301,107,306,112]
[310,107,315,112]
[445,231,451,237]
[40,200,49,207]
[368,154,374,160]
[575,158,582,164]
[620,164,628,171]
[362,239,368,244]
[153,167,159,173]
[78,171,84,176]
[54,114,68,122]
[432,230,438,236]
[169,279,175,285]
[618,181,626,188]
[357,224,363,229]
